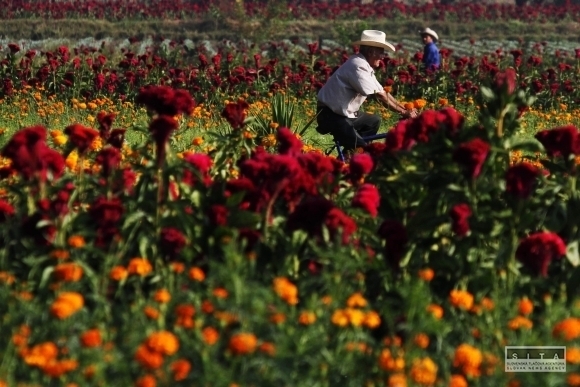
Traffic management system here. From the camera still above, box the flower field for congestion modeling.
[3,4,580,387]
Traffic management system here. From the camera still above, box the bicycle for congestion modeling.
[323,132,389,162]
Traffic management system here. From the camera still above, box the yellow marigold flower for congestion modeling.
[109,265,128,281]
[378,348,405,372]
[53,135,68,146]
[426,304,444,319]
[272,277,298,305]
[508,316,533,330]
[553,317,580,341]
[188,267,205,282]
[269,122,279,129]
[414,333,429,349]
[453,344,482,378]
[567,348,580,364]
[78,102,87,109]
[387,373,407,387]
[50,292,84,319]
[568,373,580,387]
[409,357,438,385]
[144,306,160,320]
[146,331,179,355]
[298,311,317,325]
[90,136,102,151]
[53,263,83,282]
[127,258,153,277]
[449,374,468,387]
[345,308,365,327]
[229,332,257,355]
[418,268,434,281]
[202,326,219,345]
[518,297,534,316]
[331,309,349,327]
[449,289,474,310]
[154,289,171,303]
[363,310,381,329]
[346,292,367,308]
[67,235,85,248]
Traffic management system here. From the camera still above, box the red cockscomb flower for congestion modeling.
[449,203,472,237]
[221,100,249,129]
[96,147,121,178]
[352,183,380,217]
[452,138,490,179]
[64,123,99,155]
[160,227,187,259]
[535,125,580,158]
[378,219,408,270]
[505,162,541,199]
[516,232,566,277]
[277,127,303,156]
[348,153,374,184]
[149,115,179,166]
[136,85,195,116]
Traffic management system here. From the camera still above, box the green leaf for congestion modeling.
[507,138,544,153]
[566,241,580,267]
[480,86,495,101]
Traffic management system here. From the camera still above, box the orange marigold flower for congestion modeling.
[363,310,381,329]
[188,267,205,281]
[50,292,84,319]
[80,329,102,348]
[426,304,444,319]
[269,312,286,325]
[170,262,185,274]
[67,235,85,248]
[387,373,407,387]
[567,348,580,364]
[202,326,219,345]
[192,136,204,146]
[331,309,349,327]
[175,304,195,328]
[170,359,191,381]
[53,263,83,282]
[346,292,367,308]
[409,357,438,385]
[12,325,30,347]
[135,374,156,387]
[480,297,495,311]
[0,271,15,285]
[229,332,257,355]
[378,348,405,372]
[482,352,499,375]
[213,287,229,299]
[134,344,164,370]
[42,358,78,378]
[553,317,580,340]
[449,374,468,387]
[404,102,415,110]
[418,268,434,281]
[144,306,160,320]
[453,344,482,378]
[146,331,179,356]
[508,316,533,330]
[109,265,128,281]
[344,308,365,327]
[201,300,214,314]
[127,257,153,276]
[321,295,332,305]
[272,277,298,305]
[384,336,402,347]
[154,289,171,303]
[298,311,317,325]
[449,289,474,310]
[568,373,580,387]
[345,342,369,353]
[50,249,70,260]
[518,297,534,316]
[259,342,276,356]
[21,341,58,367]
[414,333,430,349]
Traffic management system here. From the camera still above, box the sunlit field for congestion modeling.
[2,2,580,387]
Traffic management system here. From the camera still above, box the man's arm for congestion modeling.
[375,90,419,118]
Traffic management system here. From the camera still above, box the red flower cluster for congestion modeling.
[136,85,195,116]
[1,126,65,182]
[452,138,490,179]
[64,123,99,155]
[505,162,541,199]
[286,196,357,245]
[348,153,374,184]
[89,196,124,247]
[492,68,517,96]
[449,203,472,237]
[221,100,250,129]
[377,219,408,270]
[182,153,213,187]
[385,108,465,152]
[352,184,380,217]
[515,231,566,277]
[535,125,580,158]
[159,227,187,260]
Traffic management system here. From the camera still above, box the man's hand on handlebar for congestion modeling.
[401,108,419,119]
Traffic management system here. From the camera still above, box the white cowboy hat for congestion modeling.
[352,30,396,52]
[419,28,439,42]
